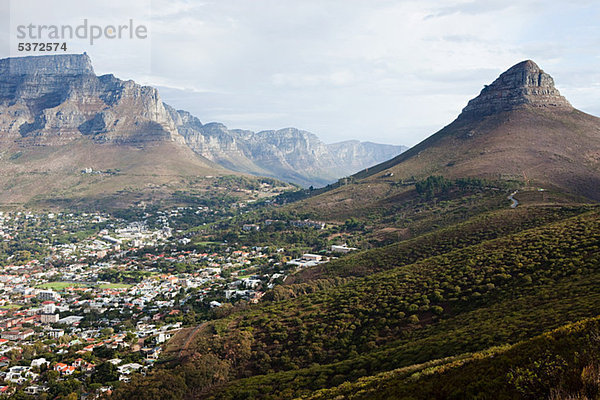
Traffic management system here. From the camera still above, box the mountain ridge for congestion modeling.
[345,60,600,200]
[166,104,406,187]
[0,53,405,189]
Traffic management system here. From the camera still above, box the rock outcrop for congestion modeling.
[0,53,179,144]
[460,60,572,119]
[0,53,405,187]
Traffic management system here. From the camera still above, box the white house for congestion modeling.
[31,358,49,368]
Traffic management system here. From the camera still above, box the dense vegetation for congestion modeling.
[112,205,600,399]
[283,205,591,286]
[306,316,600,400]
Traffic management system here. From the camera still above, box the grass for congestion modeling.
[194,241,220,246]
[36,281,87,290]
[98,283,132,289]
[36,281,131,290]
[0,304,21,309]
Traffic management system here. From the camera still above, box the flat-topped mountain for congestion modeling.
[1,53,94,75]
[0,54,404,191]
[0,54,179,144]
[0,54,241,207]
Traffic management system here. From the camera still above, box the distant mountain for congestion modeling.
[166,105,406,187]
[0,54,182,144]
[0,54,239,207]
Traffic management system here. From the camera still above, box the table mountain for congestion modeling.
[0,53,405,200]
[0,54,180,144]
[0,54,234,207]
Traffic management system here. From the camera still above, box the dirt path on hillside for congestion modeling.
[178,322,206,358]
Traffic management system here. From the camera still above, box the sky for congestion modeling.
[1,0,600,146]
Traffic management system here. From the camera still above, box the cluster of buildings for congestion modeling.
[0,201,357,397]
[0,208,309,396]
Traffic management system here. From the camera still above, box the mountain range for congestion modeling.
[0,53,405,208]
[167,106,405,187]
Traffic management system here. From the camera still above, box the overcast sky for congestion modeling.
[2,0,600,146]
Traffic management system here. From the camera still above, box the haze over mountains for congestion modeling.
[167,107,405,187]
[0,53,405,203]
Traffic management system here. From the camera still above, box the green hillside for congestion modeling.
[307,316,600,400]
[112,204,600,399]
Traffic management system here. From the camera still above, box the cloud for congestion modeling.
[211,112,290,123]
[271,71,355,88]
[1,0,599,147]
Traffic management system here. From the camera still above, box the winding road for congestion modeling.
[508,190,519,208]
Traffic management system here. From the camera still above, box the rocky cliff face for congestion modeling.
[0,54,405,187]
[170,111,405,187]
[0,54,179,144]
[328,140,408,173]
[460,60,572,119]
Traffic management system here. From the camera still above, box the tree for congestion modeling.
[92,362,119,384]
[100,327,114,338]
[112,370,187,400]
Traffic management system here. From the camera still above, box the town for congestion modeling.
[0,205,356,398]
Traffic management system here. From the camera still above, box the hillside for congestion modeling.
[111,201,600,399]
[306,316,600,400]
[289,60,600,221]
[105,59,600,400]
[359,106,600,200]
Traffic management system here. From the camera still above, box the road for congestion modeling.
[508,190,519,208]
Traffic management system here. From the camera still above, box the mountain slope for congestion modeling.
[354,60,600,199]
[0,54,256,208]
[289,60,600,221]
[112,206,600,399]
[306,315,600,400]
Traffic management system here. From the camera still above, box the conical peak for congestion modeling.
[460,60,572,119]
[510,59,540,72]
